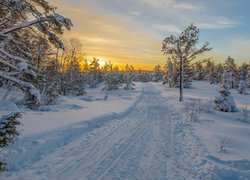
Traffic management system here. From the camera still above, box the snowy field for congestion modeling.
[1,81,250,179]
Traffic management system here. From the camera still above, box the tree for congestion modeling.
[238,63,248,94]
[193,61,205,80]
[224,56,237,89]
[164,56,180,87]
[0,0,73,108]
[58,38,86,96]
[0,112,22,171]
[102,65,120,91]
[88,57,101,88]
[123,64,135,90]
[162,24,211,101]
[214,71,237,112]
[152,65,163,82]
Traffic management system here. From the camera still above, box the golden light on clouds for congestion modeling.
[50,1,165,70]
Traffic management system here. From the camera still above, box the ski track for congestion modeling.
[3,83,250,180]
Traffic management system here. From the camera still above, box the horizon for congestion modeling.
[50,0,250,70]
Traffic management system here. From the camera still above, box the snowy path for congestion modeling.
[4,83,249,179]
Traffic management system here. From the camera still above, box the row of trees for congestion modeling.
[163,56,250,93]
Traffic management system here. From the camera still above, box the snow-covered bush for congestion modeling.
[200,100,213,113]
[0,112,22,171]
[237,105,250,123]
[215,137,231,153]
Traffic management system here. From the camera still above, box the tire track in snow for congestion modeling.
[4,83,220,180]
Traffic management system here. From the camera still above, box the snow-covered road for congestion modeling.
[3,83,250,179]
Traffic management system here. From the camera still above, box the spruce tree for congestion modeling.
[123,64,135,90]
[214,71,237,112]
[224,56,237,89]
[152,65,163,82]
[0,112,22,171]
[103,65,120,91]
[238,63,248,94]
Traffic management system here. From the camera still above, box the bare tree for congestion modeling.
[162,24,211,101]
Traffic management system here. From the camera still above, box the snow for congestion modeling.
[156,81,250,161]
[16,83,143,136]
[1,81,250,179]
[0,101,18,112]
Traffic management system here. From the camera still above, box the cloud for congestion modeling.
[173,3,199,10]
[52,3,164,69]
[152,24,182,33]
[129,11,140,16]
[138,0,200,10]
[197,16,238,29]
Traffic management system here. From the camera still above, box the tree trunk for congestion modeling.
[179,57,183,101]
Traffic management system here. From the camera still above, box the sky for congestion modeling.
[50,0,250,70]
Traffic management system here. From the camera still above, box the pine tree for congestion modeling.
[0,0,72,108]
[103,65,120,91]
[224,56,237,89]
[238,80,247,94]
[162,24,211,101]
[164,56,193,88]
[0,112,22,171]
[89,58,101,88]
[214,71,237,112]
[193,61,205,80]
[164,57,175,87]
[152,65,163,82]
[238,63,248,94]
[40,59,60,105]
[123,64,135,90]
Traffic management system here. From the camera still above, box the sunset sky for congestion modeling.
[51,0,250,70]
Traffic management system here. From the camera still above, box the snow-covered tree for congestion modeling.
[214,72,237,112]
[224,56,237,89]
[0,0,72,108]
[193,61,205,80]
[238,63,248,94]
[41,59,60,105]
[0,112,21,171]
[58,39,86,96]
[89,58,101,88]
[204,61,224,84]
[164,56,179,87]
[213,63,224,84]
[123,64,135,90]
[152,65,163,82]
[238,80,247,94]
[103,65,120,91]
[162,24,211,101]
[136,70,151,82]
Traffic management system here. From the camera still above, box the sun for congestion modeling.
[98,59,106,67]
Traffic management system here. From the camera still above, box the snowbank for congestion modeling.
[17,83,143,136]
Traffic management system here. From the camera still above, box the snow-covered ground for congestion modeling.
[1,81,250,179]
